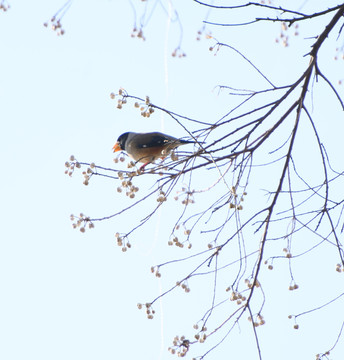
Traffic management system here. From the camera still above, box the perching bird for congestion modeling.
[113,131,198,170]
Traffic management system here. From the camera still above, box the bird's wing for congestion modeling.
[135,133,177,149]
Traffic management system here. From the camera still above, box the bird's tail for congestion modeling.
[178,138,204,145]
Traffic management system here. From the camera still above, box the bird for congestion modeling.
[113,131,198,170]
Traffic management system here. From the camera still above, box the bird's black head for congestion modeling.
[117,132,130,151]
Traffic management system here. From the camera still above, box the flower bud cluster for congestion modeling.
[126,160,137,169]
[134,96,155,118]
[194,325,207,343]
[168,335,190,357]
[113,154,127,164]
[43,17,65,36]
[287,315,300,329]
[115,232,131,252]
[244,278,260,289]
[116,164,141,177]
[169,224,193,249]
[81,162,96,186]
[157,190,167,203]
[229,186,247,210]
[172,47,186,58]
[196,29,212,41]
[316,351,330,359]
[64,155,81,177]
[116,172,139,199]
[264,260,274,270]
[209,42,222,55]
[248,313,266,327]
[275,22,299,47]
[70,213,94,232]
[168,236,183,248]
[150,266,161,278]
[335,263,344,273]
[137,302,155,320]
[64,157,96,186]
[131,27,146,41]
[288,282,299,291]
[283,247,292,258]
[176,280,190,293]
[174,188,195,205]
[0,1,10,12]
[334,47,344,61]
[230,291,247,305]
[110,88,128,109]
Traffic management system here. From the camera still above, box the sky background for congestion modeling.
[1,1,344,359]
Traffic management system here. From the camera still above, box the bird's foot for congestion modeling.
[139,162,149,172]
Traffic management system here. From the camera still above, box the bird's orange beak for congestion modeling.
[112,142,122,153]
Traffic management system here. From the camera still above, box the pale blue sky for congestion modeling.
[1,1,344,359]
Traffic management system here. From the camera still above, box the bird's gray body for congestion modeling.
[117,131,194,163]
